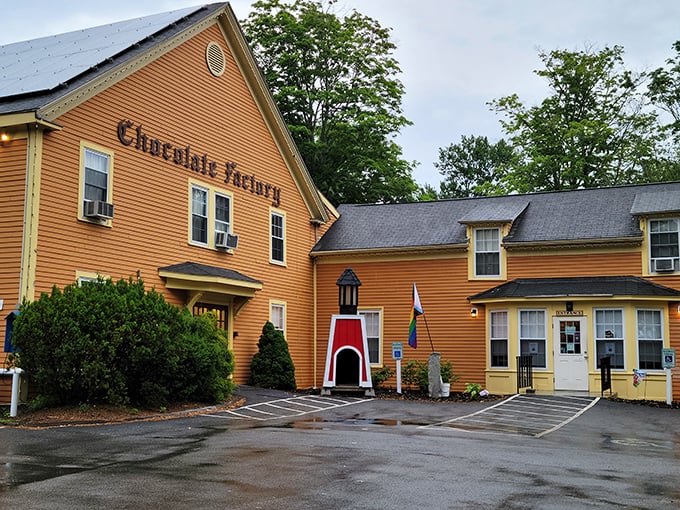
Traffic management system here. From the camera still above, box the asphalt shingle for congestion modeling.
[312,182,680,253]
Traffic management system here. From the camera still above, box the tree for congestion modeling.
[249,322,296,390]
[647,41,680,182]
[242,0,418,205]
[489,46,662,193]
[648,41,680,135]
[435,135,514,198]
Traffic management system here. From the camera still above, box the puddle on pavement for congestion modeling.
[260,417,428,429]
[1,462,87,489]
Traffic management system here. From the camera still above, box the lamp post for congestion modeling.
[336,267,361,315]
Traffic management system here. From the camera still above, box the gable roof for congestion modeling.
[311,182,680,254]
[468,276,680,302]
[0,3,329,223]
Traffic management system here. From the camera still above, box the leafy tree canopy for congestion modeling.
[487,45,663,193]
[242,0,418,205]
[435,135,515,198]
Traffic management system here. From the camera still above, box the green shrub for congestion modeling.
[464,382,483,400]
[440,360,459,384]
[371,366,394,389]
[12,278,234,408]
[401,360,428,391]
[401,359,458,391]
[249,322,296,390]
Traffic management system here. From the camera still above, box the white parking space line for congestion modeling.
[205,395,367,421]
[535,397,600,438]
[424,394,599,437]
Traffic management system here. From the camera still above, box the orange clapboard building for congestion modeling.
[311,186,680,402]
[0,3,336,397]
[2,3,680,405]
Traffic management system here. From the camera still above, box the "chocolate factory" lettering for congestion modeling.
[117,119,281,207]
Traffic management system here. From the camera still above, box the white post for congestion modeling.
[666,368,672,405]
[396,358,402,394]
[10,369,21,417]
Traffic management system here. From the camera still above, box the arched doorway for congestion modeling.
[335,348,360,385]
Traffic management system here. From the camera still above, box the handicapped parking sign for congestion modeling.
[392,342,403,360]
[662,349,675,369]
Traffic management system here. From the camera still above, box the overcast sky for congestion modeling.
[2,1,680,187]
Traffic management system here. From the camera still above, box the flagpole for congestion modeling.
[422,313,435,352]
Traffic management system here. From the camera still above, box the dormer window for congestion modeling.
[474,227,500,277]
[649,219,679,273]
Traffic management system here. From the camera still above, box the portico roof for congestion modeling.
[159,261,262,312]
[469,276,680,303]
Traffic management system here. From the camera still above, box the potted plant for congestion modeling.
[440,360,459,397]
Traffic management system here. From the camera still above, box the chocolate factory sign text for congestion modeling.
[117,120,281,207]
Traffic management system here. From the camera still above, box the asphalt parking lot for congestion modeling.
[0,387,678,509]
[206,387,602,439]
[426,393,599,437]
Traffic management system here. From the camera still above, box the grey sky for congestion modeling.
[2,1,679,187]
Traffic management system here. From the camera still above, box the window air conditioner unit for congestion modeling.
[653,257,675,272]
[226,233,239,250]
[83,200,114,220]
[215,232,239,249]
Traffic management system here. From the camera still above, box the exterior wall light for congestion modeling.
[0,133,10,142]
[470,307,479,318]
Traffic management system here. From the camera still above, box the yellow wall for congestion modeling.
[483,300,678,400]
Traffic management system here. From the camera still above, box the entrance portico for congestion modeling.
[469,276,680,399]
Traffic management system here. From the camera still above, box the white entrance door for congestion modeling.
[553,317,589,391]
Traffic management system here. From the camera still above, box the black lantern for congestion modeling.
[336,268,361,315]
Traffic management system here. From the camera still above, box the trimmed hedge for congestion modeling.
[11,278,234,408]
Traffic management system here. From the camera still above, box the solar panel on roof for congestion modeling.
[0,6,198,97]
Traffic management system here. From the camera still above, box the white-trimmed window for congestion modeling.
[637,309,663,370]
[76,270,109,286]
[189,183,233,249]
[519,309,546,368]
[215,192,231,236]
[490,310,508,368]
[649,219,679,273]
[83,148,110,202]
[270,302,286,333]
[359,309,382,366]
[79,143,114,223]
[474,227,500,277]
[191,185,208,244]
[594,309,624,369]
[271,211,285,264]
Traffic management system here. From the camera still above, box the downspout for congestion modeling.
[18,123,44,303]
[312,254,318,389]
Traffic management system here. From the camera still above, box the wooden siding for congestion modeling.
[315,257,488,392]
[0,138,26,351]
[507,251,642,277]
[29,24,322,387]
[315,247,680,397]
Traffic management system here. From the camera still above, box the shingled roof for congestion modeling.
[468,276,680,301]
[311,182,680,253]
[158,261,262,285]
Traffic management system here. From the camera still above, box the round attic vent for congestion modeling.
[206,42,226,77]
